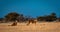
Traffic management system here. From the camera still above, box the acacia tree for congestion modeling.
[5,12,20,22]
[37,12,57,22]
[50,13,57,21]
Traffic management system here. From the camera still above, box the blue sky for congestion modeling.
[0,0,60,18]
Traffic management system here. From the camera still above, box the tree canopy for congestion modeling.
[5,12,20,21]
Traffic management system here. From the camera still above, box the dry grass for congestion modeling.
[0,22,60,32]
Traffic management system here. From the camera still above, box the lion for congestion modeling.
[8,20,17,26]
[27,19,37,25]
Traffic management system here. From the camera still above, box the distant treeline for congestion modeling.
[0,12,60,23]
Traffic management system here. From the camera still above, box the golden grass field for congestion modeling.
[0,21,60,32]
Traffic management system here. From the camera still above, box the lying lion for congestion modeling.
[8,20,17,26]
[11,22,17,26]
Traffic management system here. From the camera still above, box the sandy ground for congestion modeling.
[0,22,60,32]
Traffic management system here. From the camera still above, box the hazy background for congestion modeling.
[0,0,60,18]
